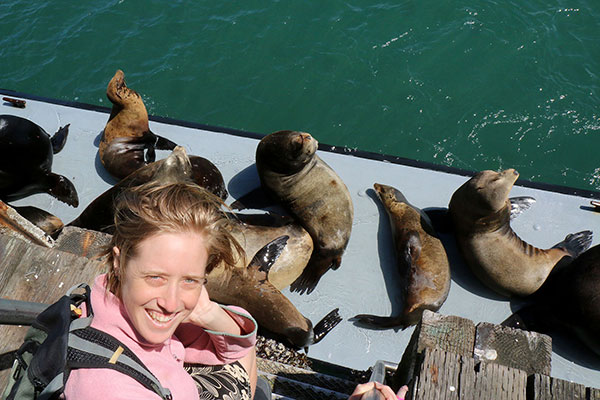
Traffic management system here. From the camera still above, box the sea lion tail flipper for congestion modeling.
[152,132,178,151]
[51,124,70,154]
[509,196,536,220]
[46,173,79,208]
[312,308,342,344]
[351,314,407,329]
[552,230,593,258]
[248,235,289,275]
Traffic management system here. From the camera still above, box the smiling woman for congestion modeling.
[63,182,259,400]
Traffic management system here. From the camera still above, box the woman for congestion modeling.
[64,182,258,399]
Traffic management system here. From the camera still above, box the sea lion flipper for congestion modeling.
[312,308,342,344]
[153,132,178,151]
[230,187,273,211]
[145,142,156,164]
[46,173,79,208]
[51,124,70,154]
[248,235,290,275]
[13,205,64,238]
[351,314,407,329]
[509,196,536,220]
[552,230,593,258]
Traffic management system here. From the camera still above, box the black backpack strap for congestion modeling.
[64,327,172,400]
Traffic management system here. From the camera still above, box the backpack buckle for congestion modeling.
[12,353,27,380]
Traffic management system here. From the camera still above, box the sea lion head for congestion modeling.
[451,169,519,220]
[256,130,318,175]
[374,183,409,205]
[106,69,142,106]
[153,146,193,184]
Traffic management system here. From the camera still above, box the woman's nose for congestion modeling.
[157,283,180,313]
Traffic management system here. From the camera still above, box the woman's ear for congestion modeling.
[112,246,121,273]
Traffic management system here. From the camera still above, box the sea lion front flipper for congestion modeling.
[12,205,64,238]
[248,235,290,278]
[152,132,178,151]
[230,187,274,211]
[50,124,70,154]
[552,230,593,258]
[509,196,536,220]
[312,308,342,344]
[46,173,79,207]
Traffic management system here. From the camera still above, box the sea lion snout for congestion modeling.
[283,318,314,348]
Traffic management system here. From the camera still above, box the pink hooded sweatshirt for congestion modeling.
[63,274,257,400]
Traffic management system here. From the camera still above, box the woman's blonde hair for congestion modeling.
[105,182,243,296]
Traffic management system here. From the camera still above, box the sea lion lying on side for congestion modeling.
[99,69,177,180]
[251,130,354,294]
[449,168,592,297]
[354,183,450,328]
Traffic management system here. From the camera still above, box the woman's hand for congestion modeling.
[184,287,241,335]
[348,382,408,400]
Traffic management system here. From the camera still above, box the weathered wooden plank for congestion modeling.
[458,354,475,399]
[412,348,466,399]
[473,361,527,400]
[0,234,107,388]
[474,322,552,376]
[529,374,589,400]
[589,387,600,400]
[392,310,476,391]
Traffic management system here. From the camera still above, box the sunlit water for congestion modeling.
[1,1,599,191]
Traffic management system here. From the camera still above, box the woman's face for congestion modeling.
[114,231,208,344]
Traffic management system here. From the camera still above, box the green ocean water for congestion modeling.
[1,1,599,191]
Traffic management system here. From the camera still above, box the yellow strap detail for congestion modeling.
[108,346,124,364]
[70,304,82,317]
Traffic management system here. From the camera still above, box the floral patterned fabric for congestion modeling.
[185,361,251,400]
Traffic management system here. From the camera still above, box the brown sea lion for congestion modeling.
[69,149,227,232]
[0,115,78,207]
[207,236,341,348]
[254,130,354,294]
[353,183,450,328]
[449,168,592,297]
[99,69,177,179]
[225,213,313,289]
[503,243,600,356]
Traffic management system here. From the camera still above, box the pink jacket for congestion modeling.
[63,274,257,400]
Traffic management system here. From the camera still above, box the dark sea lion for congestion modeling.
[225,213,313,290]
[254,130,354,294]
[0,115,78,207]
[207,236,341,348]
[503,243,600,356]
[353,183,451,328]
[448,168,592,297]
[99,69,177,180]
[69,148,226,232]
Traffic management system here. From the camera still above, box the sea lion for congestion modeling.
[0,115,78,207]
[69,149,227,232]
[207,235,341,348]
[353,183,451,328]
[99,69,178,180]
[225,213,313,289]
[253,130,354,294]
[503,243,600,356]
[11,205,64,238]
[448,168,593,297]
